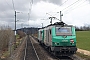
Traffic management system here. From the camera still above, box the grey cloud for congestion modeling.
[7,21,29,29]
[33,0,62,5]
[0,0,62,29]
[32,0,40,4]
[43,0,62,5]
[29,12,38,20]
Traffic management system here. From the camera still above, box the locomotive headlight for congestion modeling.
[53,42,57,45]
[55,42,57,45]
[70,39,74,43]
[54,42,59,45]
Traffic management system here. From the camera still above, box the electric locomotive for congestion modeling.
[38,22,77,56]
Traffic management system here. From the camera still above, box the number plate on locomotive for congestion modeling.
[62,40,68,42]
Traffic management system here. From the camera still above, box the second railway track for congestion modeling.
[24,35,39,60]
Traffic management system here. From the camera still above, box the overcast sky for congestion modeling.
[0,0,90,29]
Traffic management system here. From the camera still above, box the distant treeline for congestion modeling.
[75,25,90,31]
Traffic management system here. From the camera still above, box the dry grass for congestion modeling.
[0,26,15,59]
[0,26,26,60]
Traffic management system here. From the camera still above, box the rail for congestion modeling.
[24,35,40,60]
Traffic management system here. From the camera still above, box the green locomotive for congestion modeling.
[38,22,77,56]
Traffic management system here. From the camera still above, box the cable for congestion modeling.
[48,0,69,13]
[65,0,87,13]
[63,0,82,12]
[29,2,32,16]
[32,0,33,4]
[63,0,88,14]
[5,0,13,9]
[62,0,80,11]
[0,17,14,19]
[44,0,69,21]
[28,0,33,18]
[28,0,33,26]
[11,0,15,11]
[58,0,69,6]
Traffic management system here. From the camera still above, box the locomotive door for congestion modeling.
[40,31,42,41]
[44,30,47,45]
[49,29,52,46]
[46,30,49,46]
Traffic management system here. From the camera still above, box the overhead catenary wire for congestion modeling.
[46,0,83,24]
[62,0,86,13]
[62,0,80,11]
[28,0,33,17]
[64,0,88,14]
[48,0,69,13]
[11,0,15,11]
[28,0,33,26]
[46,13,60,21]
[5,0,13,9]
[58,0,69,6]
[46,1,81,17]
[55,0,83,20]
[32,0,33,4]
[45,0,69,21]
[73,0,89,9]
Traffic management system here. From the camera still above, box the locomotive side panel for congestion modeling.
[44,26,53,47]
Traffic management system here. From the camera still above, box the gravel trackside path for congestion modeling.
[8,36,27,60]
[77,48,90,56]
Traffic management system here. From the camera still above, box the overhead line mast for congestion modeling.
[59,11,63,22]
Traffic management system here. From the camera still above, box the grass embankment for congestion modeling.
[1,34,23,60]
[76,31,90,60]
[76,31,90,51]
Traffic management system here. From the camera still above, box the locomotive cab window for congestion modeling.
[56,27,72,35]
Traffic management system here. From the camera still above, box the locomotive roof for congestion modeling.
[43,22,73,28]
[38,28,43,31]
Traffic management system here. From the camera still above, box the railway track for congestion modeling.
[32,36,73,60]
[24,35,39,60]
[32,36,83,60]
